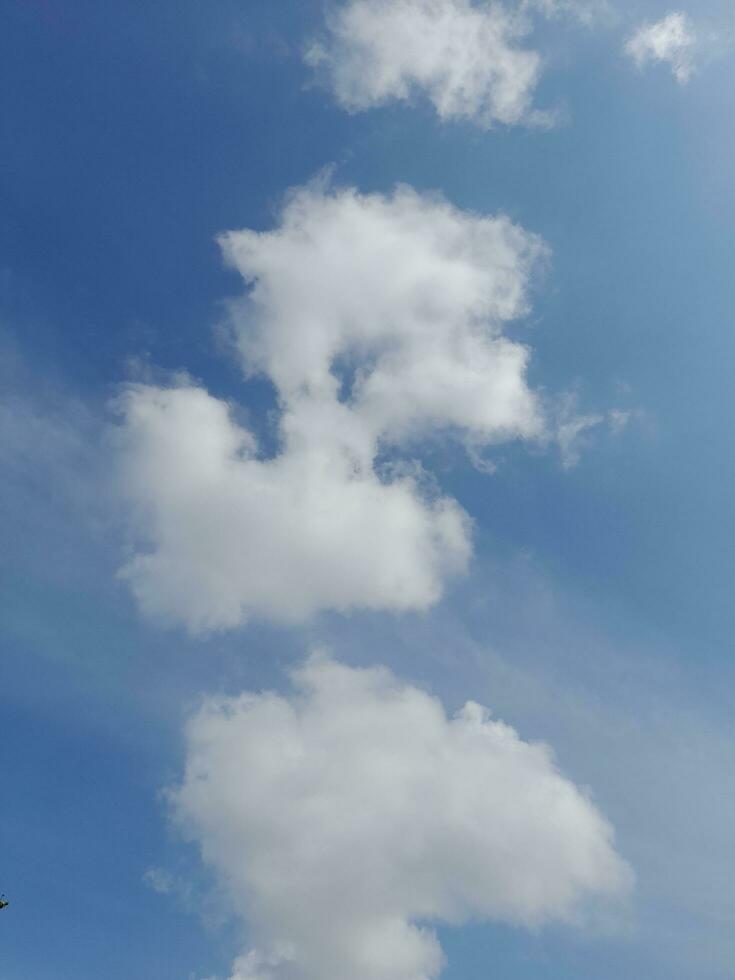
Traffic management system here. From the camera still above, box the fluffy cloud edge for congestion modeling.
[113,382,472,633]
[114,181,560,632]
[171,654,634,980]
[305,0,613,128]
[625,11,698,84]
[304,0,549,128]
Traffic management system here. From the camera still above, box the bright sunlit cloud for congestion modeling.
[172,654,633,980]
[114,382,470,632]
[115,182,550,632]
[625,12,698,84]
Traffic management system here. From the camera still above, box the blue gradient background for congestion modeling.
[2,1,735,977]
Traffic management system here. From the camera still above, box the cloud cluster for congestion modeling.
[116,183,547,631]
[306,0,547,128]
[220,183,544,444]
[625,12,697,84]
[172,655,632,980]
[115,383,470,632]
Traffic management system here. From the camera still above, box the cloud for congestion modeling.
[114,383,470,632]
[379,554,735,978]
[552,391,604,469]
[116,183,547,631]
[625,12,698,84]
[522,0,611,24]
[171,655,633,980]
[306,0,549,128]
[220,182,545,446]
[305,0,610,128]
[143,867,176,895]
[548,391,645,469]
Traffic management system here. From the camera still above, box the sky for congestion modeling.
[2,0,735,977]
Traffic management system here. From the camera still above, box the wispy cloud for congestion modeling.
[625,11,699,84]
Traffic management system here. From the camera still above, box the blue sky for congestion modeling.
[3,1,735,978]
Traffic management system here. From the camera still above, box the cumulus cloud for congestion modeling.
[305,0,544,128]
[305,0,607,128]
[115,383,470,632]
[220,183,545,444]
[625,12,698,84]
[171,655,633,980]
[116,183,547,631]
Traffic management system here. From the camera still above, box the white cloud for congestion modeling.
[115,383,470,632]
[116,183,547,631]
[305,0,610,128]
[625,12,697,84]
[220,182,545,447]
[171,655,633,980]
[306,0,548,128]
